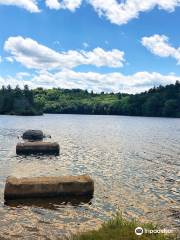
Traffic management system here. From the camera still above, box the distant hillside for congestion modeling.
[33,81,180,118]
[0,82,179,117]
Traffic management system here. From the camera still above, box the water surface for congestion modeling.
[0,114,179,239]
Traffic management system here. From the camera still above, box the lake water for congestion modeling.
[0,114,179,239]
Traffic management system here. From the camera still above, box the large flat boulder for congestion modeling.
[16,142,60,155]
[22,130,44,141]
[4,175,94,200]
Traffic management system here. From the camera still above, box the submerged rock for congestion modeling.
[22,130,44,141]
[16,142,60,155]
[4,175,94,200]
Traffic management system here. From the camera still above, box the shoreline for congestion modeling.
[0,113,179,119]
[72,214,178,240]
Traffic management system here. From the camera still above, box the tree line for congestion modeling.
[0,85,42,115]
[0,82,180,117]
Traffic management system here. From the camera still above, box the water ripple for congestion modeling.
[0,114,179,239]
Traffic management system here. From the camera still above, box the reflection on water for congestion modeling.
[5,196,93,209]
[0,114,179,239]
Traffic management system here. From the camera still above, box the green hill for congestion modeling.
[0,82,179,117]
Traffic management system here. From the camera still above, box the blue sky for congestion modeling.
[0,0,180,93]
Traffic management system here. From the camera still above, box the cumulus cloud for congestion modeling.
[1,1,180,25]
[4,36,125,70]
[0,56,2,63]
[88,0,180,25]
[0,70,179,93]
[142,34,180,64]
[0,0,82,12]
[0,0,40,13]
[45,0,82,11]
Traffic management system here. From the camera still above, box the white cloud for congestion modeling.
[6,56,14,63]
[45,0,60,9]
[0,70,179,93]
[16,72,31,79]
[142,34,180,64]
[1,0,82,12]
[4,36,125,70]
[1,0,180,25]
[0,76,34,89]
[0,0,40,13]
[3,35,179,93]
[45,0,82,11]
[88,0,180,25]
[0,56,2,63]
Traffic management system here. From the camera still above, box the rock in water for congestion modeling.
[22,130,44,141]
[16,142,60,155]
[4,175,94,200]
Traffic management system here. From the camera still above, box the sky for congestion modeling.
[0,0,180,93]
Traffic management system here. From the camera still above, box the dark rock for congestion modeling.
[22,130,44,141]
[16,142,60,155]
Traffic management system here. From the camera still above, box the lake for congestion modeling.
[0,114,179,239]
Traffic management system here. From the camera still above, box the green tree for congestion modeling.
[163,99,179,117]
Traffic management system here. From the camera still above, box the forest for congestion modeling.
[0,85,42,115]
[0,82,180,117]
